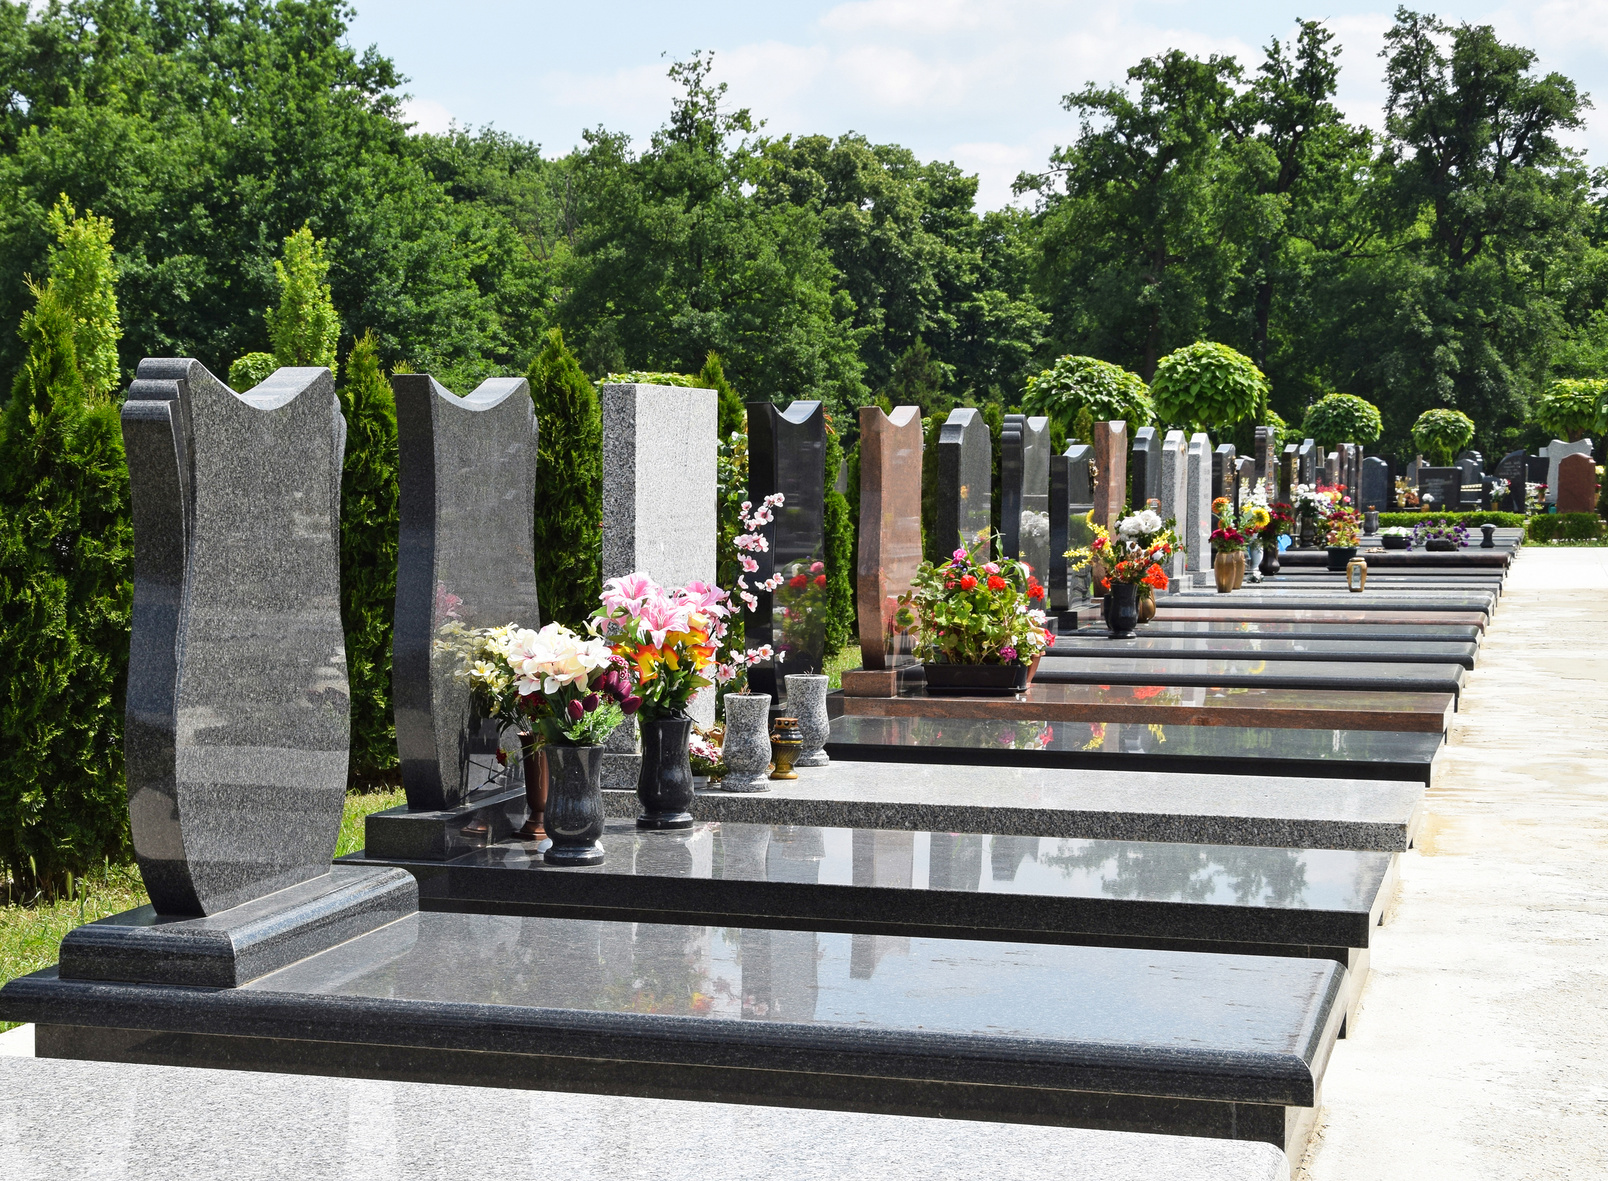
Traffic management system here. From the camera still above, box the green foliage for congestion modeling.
[882,338,955,419]
[1411,408,1477,466]
[228,352,279,391]
[1532,379,1606,442]
[1378,511,1523,528]
[337,333,399,787]
[1022,355,1154,441]
[42,195,121,402]
[698,352,747,439]
[267,225,341,376]
[1301,393,1383,446]
[715,429,749,662]
[530,328,603,627]
[1527,513,1604,542]
[600,371,697,387]
[0,282,132,896]
[1149,342,1269,431]
[821,422,855,659]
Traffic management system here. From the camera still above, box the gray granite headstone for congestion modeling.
[1495,450,1526,512]
[1055,442,1095,606]
[1456,449,1484,471]
[1065,442,1094,504]
[1130,426,1160,508]
[394,374,538,814]
[1457,455,1483,509]
[1544,439,1593,505]
[121,361,352,917]
[1255,427,1277,488]
[1279,443,1298,503]
[1001,413,1052,580]
[1235,456,1256,505]
[745,400,827,700]
[1185,434,1212,577]
[936,407,992,556]
[1296,439,1315,486]
[1212,443,1236,505]
[1158,430,1189,584]
[1322,451,1339,488]
[1359,456,1391,512]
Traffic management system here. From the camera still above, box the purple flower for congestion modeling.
[621,695,643,715]
[566,699,585,722]
[583,692,599,712]
[999,646,1017,662]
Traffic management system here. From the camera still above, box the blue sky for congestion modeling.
[347,1,1606,208]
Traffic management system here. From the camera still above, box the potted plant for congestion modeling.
[1110,506,1180,622]
[1324,507,1362,569]
[895,535,1054,695]
[1414,518,1469,552]
[1379,525,1412,550]
[456,622,639,866]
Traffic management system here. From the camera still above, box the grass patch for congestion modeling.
[824,646,862,690]
[0,788,408,1032]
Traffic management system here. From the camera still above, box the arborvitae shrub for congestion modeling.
[338,332,400,788]
[698,351,746,439]
[530,327,602,626]
[229,352,279,391]
[0,285,132,897]
[268,224,341,376]
[822,420,855,659]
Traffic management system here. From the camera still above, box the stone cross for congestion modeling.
[1360,456,1391,512]
[936,407,991,556]
[1544,439,1593,505]
[1130,425,1160,508]
[1091,420,1128,528]
[1001,413,1052,580]
[1158,430,1189,584]
[745,400,827,700]
[122,360,352,917]
[1556,452,1599,513]
[1186,433,1213,578]
[855,405,924,672]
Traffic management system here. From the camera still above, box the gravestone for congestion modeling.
[853,406,923,679]
[1416,466,1462,511]
[1236,456,1257,505]
[1130,425,1160,508]
[1404,456,1424,486]
[1457,455,1483,509]
[1049,452,1071,611]
[1280,443,1298,502]
[1256,426,1277,489]
[1456,449,1484,471]
[745,400,827,701]
[1057,443,1095,606]
[1091,420,1128,528]
[1186,434,1212,578]
[1212,443,1236,505]
[394,374,538,816]
[1359,456,1392,512]
[1323,451,1339,489]
[1527,454,1549,490]
[1495,450,1527,512]
[935,407,991,555]
[1297,439,1316,486]
[1544,439,1594,505]
[1001,413,1052,579]
[1158,430,1190,584]
[1556,452,1600,514]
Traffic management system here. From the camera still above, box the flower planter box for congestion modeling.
[1381,535,1410,550]
[922,662,1029,696]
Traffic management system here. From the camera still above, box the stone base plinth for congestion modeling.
[365,786,528,861]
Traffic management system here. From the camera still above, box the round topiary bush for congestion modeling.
[1301,393,1383,448]
[1411,408,1476,466]
[1532,379,1607,442]
[1149,342,1269,432]
[1021,355,1154,440]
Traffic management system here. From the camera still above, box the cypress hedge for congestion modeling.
[822,419,854,659]
[530,328,602,627]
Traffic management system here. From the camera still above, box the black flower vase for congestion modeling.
[637,715,695,830]
[543,744,605,867]
[1260,539,1281,577]
[1108,583,1139,638]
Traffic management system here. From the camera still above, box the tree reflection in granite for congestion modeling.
[1040,840,1310,906]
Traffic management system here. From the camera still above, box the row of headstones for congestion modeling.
[1399,439,1596,514]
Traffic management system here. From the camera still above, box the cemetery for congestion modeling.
[2,8,1608,1181]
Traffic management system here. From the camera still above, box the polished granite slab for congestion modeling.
[824,715,1441,790]
[1035,656,1465,698]
[1275,550,1509,569]
[1156,592,1494,615]
[841,683,1456,733]
[610,751,1427,850]
[1062,621,1482,643]
[1152,608,1488,631]
[5,912,1345,1155]
[0,1054,1292,1181]
[1048,636,1478,670]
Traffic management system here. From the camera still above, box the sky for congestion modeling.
[346,1,1608,209]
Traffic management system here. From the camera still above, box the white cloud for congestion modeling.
[399,97,454,136]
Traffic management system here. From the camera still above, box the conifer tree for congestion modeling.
[267,224,341,378]
[822,420,855,659]
[228,352,279,391]
[337,332,399,787]
[43,194,122,403]
[529,327,602,626]
[0,282,132,896]
[698,350,746,439]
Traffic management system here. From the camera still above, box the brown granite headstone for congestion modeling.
[844,406,924,697]
[1091,420,1127,528]
[1556,452,1599,514]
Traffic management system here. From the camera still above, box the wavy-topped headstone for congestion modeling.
[1129,425,1159,508]
[1050,443,1094,610]
[935,407,991,557]
[392,374,537,815]
[746,400,826,699]
[853,406,923,680]
[1000,413,1051,579]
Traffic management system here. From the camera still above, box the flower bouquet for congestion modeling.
[895,536,1054,694]
[1325,507,1361,548]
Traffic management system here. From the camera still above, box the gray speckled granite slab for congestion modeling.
[4,911,1344,1155]
[603,760,1424,851]
[0,1055,1287,1181]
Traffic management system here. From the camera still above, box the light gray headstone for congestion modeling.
[1130,425,1160,508]
[1544,439,1593,505]
[1158,430,1189,583]
[1213,443,1236,505]
[1001,413,1051,580]
[1186,434,1212,577]
[122,360,350,917]
[1255,426,1277,486]
[1323,451,1339,488]
[1059,442,1095,603]
[1360,456,1391,512]
[1235,456,1256,505]
[1280,443,1298,502]
[937,407,992,556]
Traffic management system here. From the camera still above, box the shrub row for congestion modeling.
[1377,511,1525,528]
[1526,513,1604,542]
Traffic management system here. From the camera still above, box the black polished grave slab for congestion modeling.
[1065,620,1482,643]
[745,400,827,698]
[1036,656,1465,699]
[826,714,1441,790]
[5,912,1344,1156]
[1155,592,1494,616]
[1048,636,1478,670]
[1275,549,1510,569]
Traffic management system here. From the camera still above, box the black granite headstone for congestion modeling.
[1280,443,1298,502]
[1416,466,1462,510]
[394,374,538,814]
[1359,456,1391,512]
[1130,425,1160,508]
[1297,439,1316,486]
[1496,450,1526,512]
[746,400,827,699]
[1001,413,1051,579]
[936,407,992,556]
[1235,456,1256,504]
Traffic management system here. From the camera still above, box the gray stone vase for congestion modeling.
[543,744,606,867]
[786,673,831,768]
[720,692,773,793]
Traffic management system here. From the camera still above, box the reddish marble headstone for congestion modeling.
[1092,420,1128,528]
[1556,452,1599,514]
[854,405,924,670]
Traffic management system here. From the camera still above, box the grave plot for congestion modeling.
[1154,592,1495,616]
[1061,620,1483,643]
[1047,636,1480,670]
[1151,607,1490,631]
[1033,655,1467,699]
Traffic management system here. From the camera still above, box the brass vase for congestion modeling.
[769,717,804,780]
[1213,550,1236,593]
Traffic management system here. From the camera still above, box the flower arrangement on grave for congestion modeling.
[1413,518,1470,549]
[895,535,1053,667]
[1379,526,1412,538]
[688,724,725,779]
[1107,507,1180,606]
[1260,502,1294,541]
[721,493,786,690]
[1209,507,1248,553]
[1064,516,1113,574]
[453,622,639,746]
[1395,478,1421,509]
[594,574,732,721]
[1526,483,1548,514]
[1324,507,1362,548]
[1488,476,1510,504]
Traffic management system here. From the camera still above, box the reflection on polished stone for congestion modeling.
[1035,655,1466,697]
[1051,635,1479,670]
[1154,606,1489,631]
[1067,619,1481,642]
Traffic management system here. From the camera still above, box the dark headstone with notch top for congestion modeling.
[936,407,991,557]
[1297,439,1316,486]
[1131,425,1160,508]
[1001,413,1052,580]
[1213,443,1236,505]
[1416,466,1462,511]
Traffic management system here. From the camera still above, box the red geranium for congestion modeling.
[788,573,808,590]
[813,574,826,587]
[959,574,978,590]
[986,575,1007,592]
[1026,577,1045,600]
[1142,564,1169,590]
